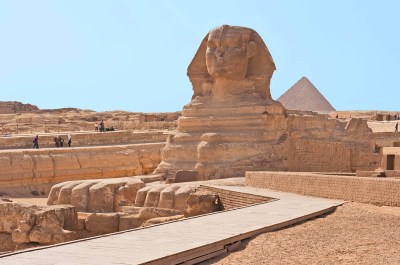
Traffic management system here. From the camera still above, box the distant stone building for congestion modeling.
[278,77,336,113]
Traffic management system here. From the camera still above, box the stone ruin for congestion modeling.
[154,25,379,182]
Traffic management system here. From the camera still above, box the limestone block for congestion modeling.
[135,186,153,207]
[85,213,120,235]
[12,204,77,245]
[88,180,128,212]
[119,215,144,231]
[143,185,167,208]
[47,182,66,205]
[141,215,184,227]
[113,180,145,212]
[158,185,181,209]
[174,185,196,211]
[184,190,221,217]
[137,207,182,221]
[57,181,83,205]
[0,202,38,233]
[71,180,99,212]
[175,170,199,183]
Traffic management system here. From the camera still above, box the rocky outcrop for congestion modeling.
[0,202,77,249]
[184,190,221,217]
[0,143,162,196]
[0,101,39,114]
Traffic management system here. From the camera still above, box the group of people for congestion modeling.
[394,114,400,120]
[94,120,116,132]
[54,135,72,147]
[95,120,105,132]
[32,134,72,149]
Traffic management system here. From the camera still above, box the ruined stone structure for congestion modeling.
[154,25,379,181]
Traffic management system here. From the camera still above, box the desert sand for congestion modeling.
[204,202,400,265]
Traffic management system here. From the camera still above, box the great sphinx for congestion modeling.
[154,25,289,181]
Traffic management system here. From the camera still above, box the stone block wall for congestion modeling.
[246,171,400,206]
[0,130,170,150]
[0,143,163,195]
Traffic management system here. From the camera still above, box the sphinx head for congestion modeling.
[188,25,276,100]
[206,25,256,80]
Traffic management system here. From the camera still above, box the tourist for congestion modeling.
[67,134,72,147]
[54,136,59,147]
[395,122,398,132]
[100,120,105,132]
[95,123,98,131]
[32,135,39,149]
[59,136,64,147]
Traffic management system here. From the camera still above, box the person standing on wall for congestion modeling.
[395,122,399,132]
[33,135,39,149]
[68,134,72,147]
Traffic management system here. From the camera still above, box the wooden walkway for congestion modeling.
[0,186,342,265]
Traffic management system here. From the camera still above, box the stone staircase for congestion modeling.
[197,185,273,210]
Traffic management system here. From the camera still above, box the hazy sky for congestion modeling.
[1,1,399,112]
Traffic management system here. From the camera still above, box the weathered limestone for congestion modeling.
[85,213,120,235]
[184,190,221,217]
[48,177,145,213]
[154,25,379,181]
[0,202,77,247]
[119,207,183,230]
[0,143,162,196]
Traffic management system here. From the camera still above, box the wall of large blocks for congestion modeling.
[0,130,170,150]
[246,171,400,206]
[0,143,163,195]
[286,139,380,172]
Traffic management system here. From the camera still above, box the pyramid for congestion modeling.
[278,77,336,112]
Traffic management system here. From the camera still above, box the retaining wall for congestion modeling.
[0,143,164,196]
[246,171,400,206]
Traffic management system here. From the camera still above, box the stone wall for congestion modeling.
[246,171,400,206]
[0,130,171,150]
[373,132,400,147]
[0,143,163,196]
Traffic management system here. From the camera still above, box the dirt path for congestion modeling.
[203,202,400,265]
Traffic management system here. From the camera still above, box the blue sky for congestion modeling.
[1,1,399,112]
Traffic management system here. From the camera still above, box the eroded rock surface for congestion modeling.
[48,177,146,212]
[184,190,221,217]
[0,202,77,249]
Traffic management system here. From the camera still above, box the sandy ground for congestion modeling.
[203,202,400,265]
[1,196,48,206]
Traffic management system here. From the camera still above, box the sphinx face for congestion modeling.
[206,26,252,80]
